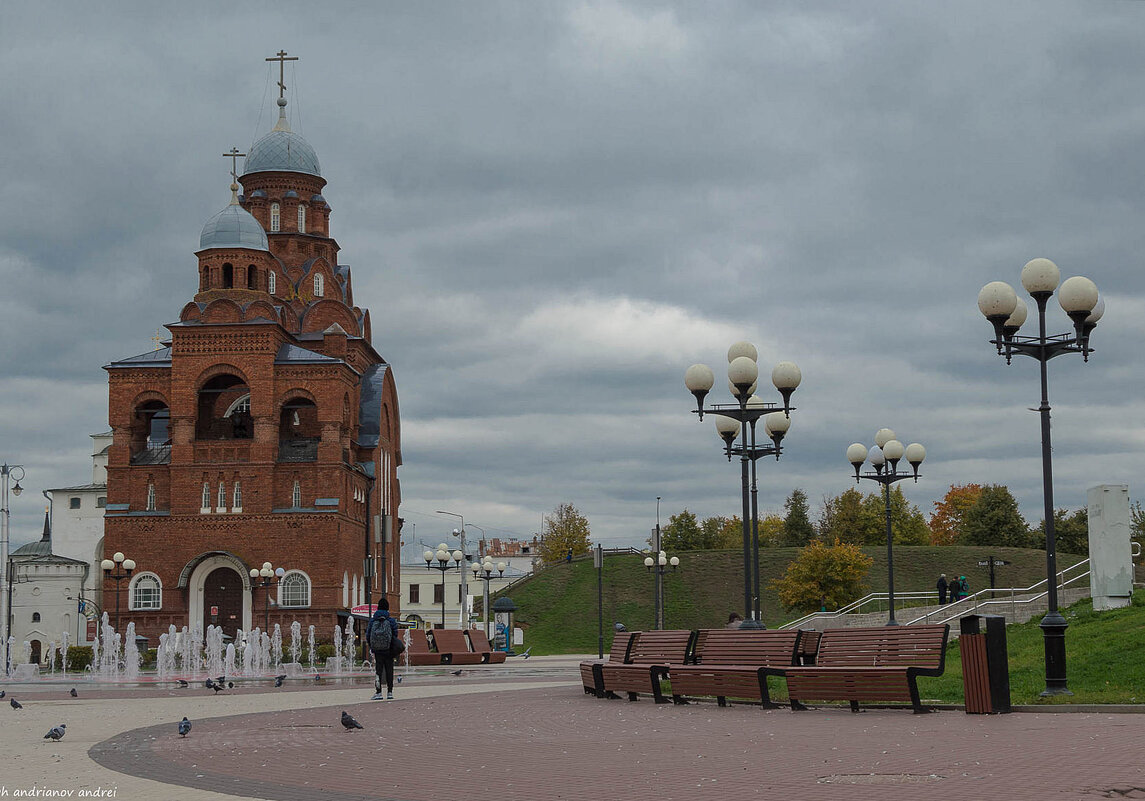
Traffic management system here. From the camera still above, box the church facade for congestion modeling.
[101,58,401,642]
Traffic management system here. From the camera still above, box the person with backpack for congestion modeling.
[367,599,401,700]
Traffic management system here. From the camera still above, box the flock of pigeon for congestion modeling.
[3,670,383,742]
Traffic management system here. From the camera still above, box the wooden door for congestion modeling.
[203,567,243,639]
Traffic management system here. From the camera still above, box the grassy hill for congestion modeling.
[500,545,1089,655]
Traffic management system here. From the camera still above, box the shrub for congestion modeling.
[315,644,336,661]
[141,648,158,669]
[66,646,93,672]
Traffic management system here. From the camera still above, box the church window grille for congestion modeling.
[268,271,276,295]
[292,480,302,508]
[201,482,211,513]
[69,497,81,510]
[146,482,156,511]
[298,204,306,233]
[270,203,280,232]
[130,574,162,610]
[232,481,242,513]
[217,482,226,511]
[279,571,310,608]
[313,273,324,297]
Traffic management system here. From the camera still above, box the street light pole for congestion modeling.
[469,556,505,639]
[100,552,136,632]
[248,562,285,632]
[436,511,468,627]
[1,463,24,676]
[423,544,463,628]
[687,343,800,626]
[978,258,1102,696]
[846,432,926,626]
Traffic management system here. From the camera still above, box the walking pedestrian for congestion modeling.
[367,599,400,700]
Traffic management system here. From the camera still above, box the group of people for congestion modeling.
[936,573,969,605]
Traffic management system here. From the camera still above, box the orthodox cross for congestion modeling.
[266,50,299,100]
[151,328,165,348]
[222,148,246,183]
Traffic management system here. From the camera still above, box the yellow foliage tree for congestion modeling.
[770,539,873,613]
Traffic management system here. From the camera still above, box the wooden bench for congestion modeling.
[466,629,507,664]
[666,629,802,709]
[432,629,486,665]
[797,630,821,665]
[782,624,949,714]
[599,630,695,704]
[579,632,637,697]
[405,629,445,666]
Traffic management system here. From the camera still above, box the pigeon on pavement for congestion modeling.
[69,688,78,697]
[341,710,364,730]
[396,675,402,684]
[10,698,22,710]
[205,678,224,694]
[0,690,5,698]
[44,725,66,741]
[521,647,532,660]
[274,675,286,687]
[176,679,189,688]
[450,669,463,676]
[178,717,192,737]
[314,673,322,683]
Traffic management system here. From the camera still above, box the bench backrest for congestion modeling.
[692,629,801,667]
[816,624,949,670]
[610,631,637,662]
[797,630,821,660]
[626,629,694,664]
[466,629,496,652]
[408,629,433,653]
[433,629,475,654]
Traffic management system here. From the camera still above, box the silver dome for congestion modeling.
[244,129,321,177]
[199,203,269,251]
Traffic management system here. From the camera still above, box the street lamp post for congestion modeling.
[469,556,506,638]
[423,544,463,628]
[436,511,469,627]
[846,431,926,626]
[643,550,681,629]
[248,562,285,632]
[100,552,136,632]
[685,342,800,625]
[1,463,24,675]
[978,257,1102,696]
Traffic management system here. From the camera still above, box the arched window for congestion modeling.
[222,263,234,289]
[291,480,302,508]
[247,265,257,290]
[32,612,40,622]
[297,204,306,233]
[146,482,156,511]
[232,481,242,513]
[268,271,276,295]
[130,573,162,610]
[270,203,280,232]
[313,273,324,297]
[279,571,311,608]
[201,482,211,513]
[217,481,226,511]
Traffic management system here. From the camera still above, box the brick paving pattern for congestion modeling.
[89,685,1145,801]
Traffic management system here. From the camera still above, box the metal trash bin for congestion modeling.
[959,614,1010,714]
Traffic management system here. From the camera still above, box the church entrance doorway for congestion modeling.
[203,567,243,640]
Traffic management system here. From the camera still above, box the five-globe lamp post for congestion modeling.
[685,341,801,626]
[977,257,1103,697]
[643,550,681,630]
[846,431,926,626]
[101,552,137,632]
[248,562,286,633]
[470,555,505,639]
[424,544,464,629]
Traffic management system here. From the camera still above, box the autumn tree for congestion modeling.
[962,485,1030,548]
[782,488,816,546]
[1032,508,1089,555]
[537,502,592,563]
[770,539,874,613]
[860,487,930,545]
[757,514,786,548]
[702,515,741,549]
[929,484,984,545]
[657,509,702,550]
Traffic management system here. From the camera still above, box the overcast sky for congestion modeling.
[2,1,1144,552]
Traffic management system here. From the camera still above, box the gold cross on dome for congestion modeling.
[151,328,165,348]
[223,148,246,183]
[266,50,299,100]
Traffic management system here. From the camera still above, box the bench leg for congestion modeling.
[716,696,727,707]
[909,679,930,713]
[849,700,861,713]
[592,665,606,699]
[651,668,670,704]
[756,671,779,710]
[790,698,808,711]
[627,692,639,702]
[671,694,689,706]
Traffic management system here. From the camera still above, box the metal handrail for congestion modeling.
[779,557,1091,630]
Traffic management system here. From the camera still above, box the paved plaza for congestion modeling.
[1,657,1143,801]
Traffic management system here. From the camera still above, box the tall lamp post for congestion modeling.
[977,257,1102,696]
[470,556,505,638]
[423,544,463,628]
[436,511,469,627]
[685,341,801,625]
[248,562,285,632]
[100,552,136,632]
[846,431,926,626]
[1,463,24,676]
[643,550,681,629]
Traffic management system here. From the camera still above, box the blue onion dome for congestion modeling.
[283,190,298,199]
[199,184,270,251]
[243,97,321,177]
[249,189,267,199]
[310,194,325,203]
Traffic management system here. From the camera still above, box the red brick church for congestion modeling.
[101,54,401,641]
